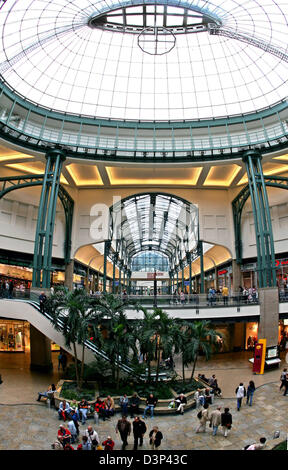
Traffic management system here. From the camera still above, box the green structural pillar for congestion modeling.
[199,240,205,294]
[187,252,192,296]
[32,148,66,288]
[112,254,117,294]
[181,265,184,291]
[127,269,131,295]
[119,265,122,294]
[176,270,179,292]
[123,268,126,291]
[243,150,276,287]
[103,240,111,293]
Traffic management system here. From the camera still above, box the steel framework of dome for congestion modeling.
[0,0,287,162]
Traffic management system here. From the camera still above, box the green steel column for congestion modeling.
[176,270,179,292]
[199,240,205,294]
[123,268,126,291]
[112,255,116,294]
[103,240,110,293]
[119,266,122,294]
[243,150,276,287]
[33,149,66,288]
[182,266,184,291]
[188,254,192,296]
[127,270,131,295]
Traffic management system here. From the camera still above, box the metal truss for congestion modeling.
[0,169,74,269]
[208,25,288,64]
[232,168,288,286]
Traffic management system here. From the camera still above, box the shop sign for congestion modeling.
[275,259,288,267]
[218,269,228,275]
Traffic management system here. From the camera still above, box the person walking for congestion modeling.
[39,291,47,313]
[279,368,287,391]
[149,426,163,450]
[222,285,229,305]
[132,416,147,450]
[57,352,63,371]
[210,406,222,436]
[196,403,210,433]
[116,415,131,450]
[221,407,232,438]
[84,425,99,451]
[67,418,78,444]
[235,382,246,411]
[61,352,68,371]
[246,380,256,406]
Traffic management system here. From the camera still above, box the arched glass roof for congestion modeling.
[0,0,287,121]
[109,193,198,267]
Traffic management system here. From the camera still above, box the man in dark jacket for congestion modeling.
[39,291,47,313]
[130,392,140,418]
[132,416,147,450]
[116,415,131,450]
[143,393,158,419]
[221,407,232,438]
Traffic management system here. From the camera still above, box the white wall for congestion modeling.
[74,187,235,256]
[239,186,288,259]
[0,179,66,259]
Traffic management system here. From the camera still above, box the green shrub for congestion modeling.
[60,381,96,401]
[272,441,287,450]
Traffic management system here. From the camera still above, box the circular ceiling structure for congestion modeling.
[0,0,287,122]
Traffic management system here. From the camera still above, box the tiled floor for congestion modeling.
[0,350,287,450]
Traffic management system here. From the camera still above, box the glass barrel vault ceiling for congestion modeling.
[0,0,287,122]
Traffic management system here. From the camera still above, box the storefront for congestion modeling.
[0,319,60,353]
[217,265,232,291]
[0,319,30,352]
[245,321,258,350]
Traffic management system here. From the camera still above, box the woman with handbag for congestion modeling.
[221,407,232,438]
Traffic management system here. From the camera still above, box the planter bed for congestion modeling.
[53,378,209,417]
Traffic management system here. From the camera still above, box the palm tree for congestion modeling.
[172,321,190,383]
[152,309,175,384]
[90,293,138,388]
[136,309,158,383]
[45,287,103,391]
[183,320,222,380]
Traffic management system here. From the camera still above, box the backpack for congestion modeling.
[197,410,202,420]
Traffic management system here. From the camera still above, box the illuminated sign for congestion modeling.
[218,269,228,275]
[275,259,288,267]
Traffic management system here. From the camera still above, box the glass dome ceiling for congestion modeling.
[0,0,287,121]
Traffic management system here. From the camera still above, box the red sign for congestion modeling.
[275,259,288,267]
[218,269,228,275]
[252,343,264,374]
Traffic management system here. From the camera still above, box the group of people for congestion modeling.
[42,371,280,451]
[235,381,256,410]
[0,279,14,298]
[196,404,232,437]
[53,417,163,451]
[238,286,258,304]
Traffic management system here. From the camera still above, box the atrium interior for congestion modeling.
[0,0,287,452]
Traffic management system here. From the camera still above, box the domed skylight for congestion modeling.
[0,0,287,121]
